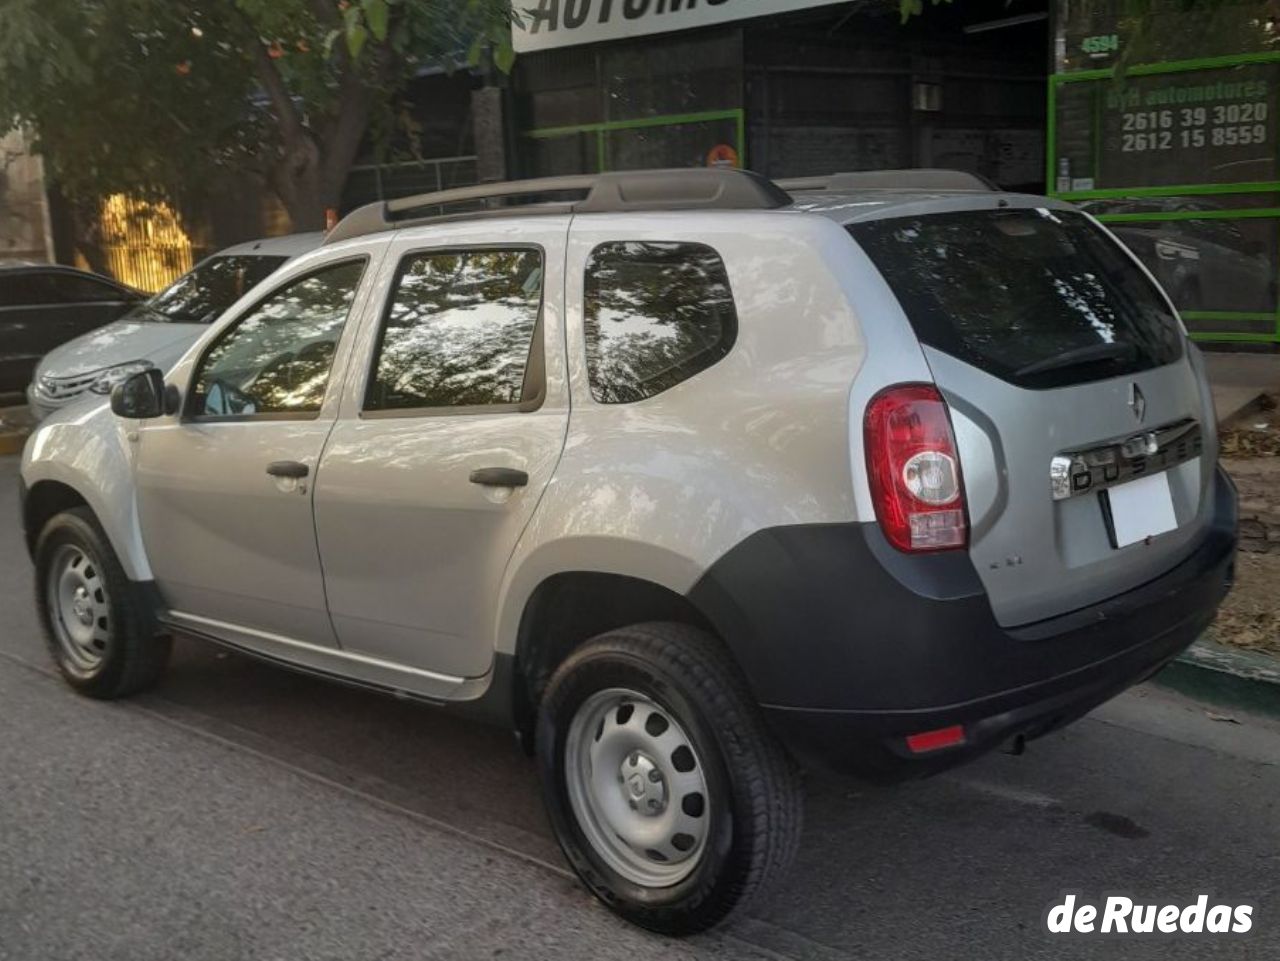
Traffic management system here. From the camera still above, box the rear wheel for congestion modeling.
[34,507,170,699]
[536,622,802,935]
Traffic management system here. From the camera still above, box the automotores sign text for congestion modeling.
[513,0,842,53]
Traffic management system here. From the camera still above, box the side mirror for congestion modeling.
[110,369,179,419]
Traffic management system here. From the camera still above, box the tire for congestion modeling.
[34,507,170,699]
[536,622,802,935]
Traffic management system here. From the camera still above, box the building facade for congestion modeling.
[1049,0,1280,344]
[509,1,1049,190]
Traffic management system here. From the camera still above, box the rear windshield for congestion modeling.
[848,208,1183,389]
[142,254,288,324]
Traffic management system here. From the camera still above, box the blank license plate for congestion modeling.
[1107,471,1178,548]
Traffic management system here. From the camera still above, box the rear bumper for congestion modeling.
[689,466,1237,781]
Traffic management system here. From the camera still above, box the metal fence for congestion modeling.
[341,156,480,210]
[97,194,194,293]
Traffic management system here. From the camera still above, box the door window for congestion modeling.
[583,242,737,404]
[190,259,365,418]
[365,248,544,412]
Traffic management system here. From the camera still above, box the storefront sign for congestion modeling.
[1099,66,1278,188]
[513,0,842,53]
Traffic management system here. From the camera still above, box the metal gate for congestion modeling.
[96,194,194,293]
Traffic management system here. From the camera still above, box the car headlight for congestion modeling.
[88,360,155,395]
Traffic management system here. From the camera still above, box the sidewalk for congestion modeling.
[1203,349,1280,423]
[0,405,33,456]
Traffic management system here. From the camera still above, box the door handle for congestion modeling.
[469,467,528,488]
[266,461,310,479]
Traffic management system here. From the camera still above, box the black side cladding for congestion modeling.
[687,466,1237,715]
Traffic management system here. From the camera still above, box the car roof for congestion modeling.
[326,171,1078,246]
[212,232,325,259]
[0,262,142,291]
[783,189,1079,225]
[1,262,112,276]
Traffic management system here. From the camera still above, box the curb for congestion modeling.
[1154,636,1280,719]
[1214,389,1267,427]
[0,404,33,457]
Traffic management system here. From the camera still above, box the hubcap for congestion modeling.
[564,689,711,888]
[46,544,110,674]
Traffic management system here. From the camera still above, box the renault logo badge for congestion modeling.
[1128,383,1146,423]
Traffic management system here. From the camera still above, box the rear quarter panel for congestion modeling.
[495,212,920,653]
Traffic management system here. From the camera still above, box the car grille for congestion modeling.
[35,371,101,404]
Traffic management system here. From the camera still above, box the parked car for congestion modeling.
[20,169,1236,935]
[0,263,143,397]
[26,233,321,419]
[1077,197,1277,314]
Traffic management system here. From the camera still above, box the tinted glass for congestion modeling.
[146,255,289,324]
[0,273,56,306]
[583,242,737,404]
[367,249,543,411]
[848,209,1183,389]
[191,260,364,417]
[48,272,128,303]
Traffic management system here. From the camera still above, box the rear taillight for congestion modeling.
[864,384,968,553]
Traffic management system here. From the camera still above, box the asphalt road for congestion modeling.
[0,455,1277,960]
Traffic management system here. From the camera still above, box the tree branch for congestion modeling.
[248,40,309,149]
[320,50,388,194]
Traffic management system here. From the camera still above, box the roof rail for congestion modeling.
[325,168,792,245]
[777,169,999,193]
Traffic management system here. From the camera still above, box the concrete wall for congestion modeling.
[0,128,52,263]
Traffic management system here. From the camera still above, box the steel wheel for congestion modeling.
[564,687,712,888]
[45,542,111,676]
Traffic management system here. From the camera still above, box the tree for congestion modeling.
[0,0,514,232]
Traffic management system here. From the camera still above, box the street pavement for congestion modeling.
[0,454,1277,960]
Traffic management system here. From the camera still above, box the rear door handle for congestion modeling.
[267,461,309,479]
[469,467,528,488]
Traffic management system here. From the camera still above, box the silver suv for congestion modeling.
[20,169,1237,935]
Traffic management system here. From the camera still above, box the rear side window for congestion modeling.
[584,242,737,403]
[848,208,1183,389]
[365,248,544,412]
[48,273,127,303]
[1,273,56,305]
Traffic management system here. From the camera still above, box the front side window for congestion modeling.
[848,208,1184,389]
[583,242,737,404]
[145,254,289,324]
[366,248,544,412]
[191,260,365,418]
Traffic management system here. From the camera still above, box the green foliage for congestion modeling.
[0,2,254,203]
[0,0,514,217]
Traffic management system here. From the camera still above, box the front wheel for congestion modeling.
[536,623,802,935]
[34,507,170,699]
